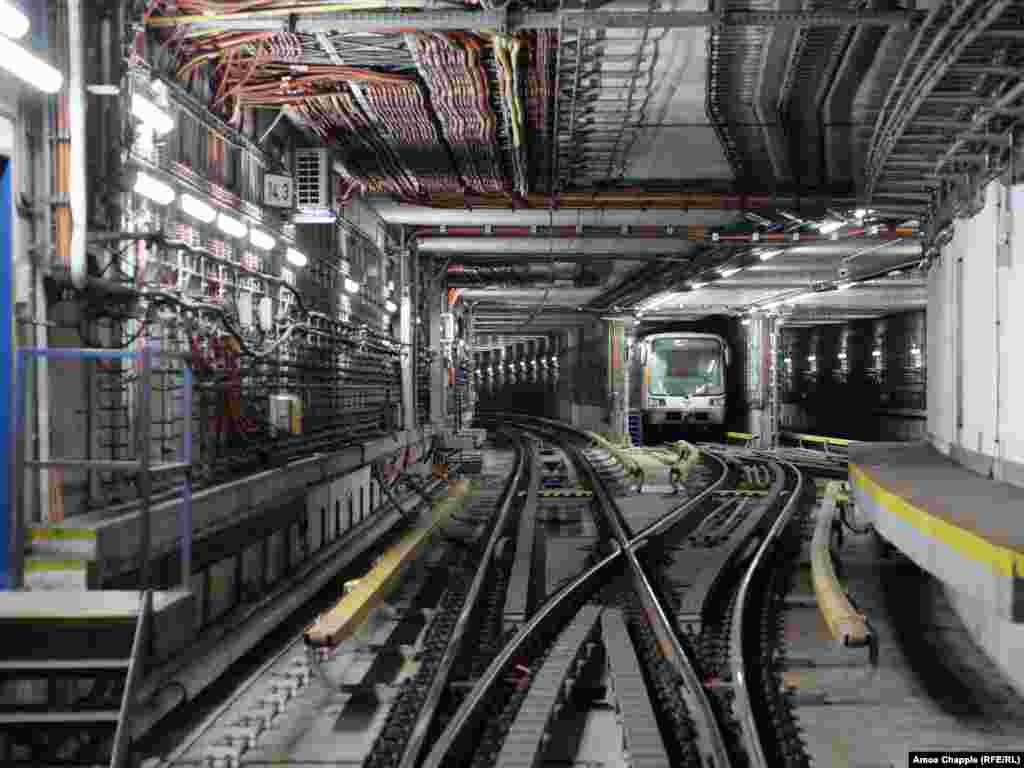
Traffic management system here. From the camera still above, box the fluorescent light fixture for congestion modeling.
[180,193,215,223]
[817,220,843,235]
[292,209,337,224]
[217,212,246,239]
[250,228,275,251]
[758,250,783,261]
[344,277,360,294]
[836,282,854,291]
[285,248,307,267]
[808,355,816,362]
[0,2,30,40]
[872,349,882,357]
[690,282,706,290]
[132,93,174,136]
[385,300,397,314]
[0,35,62,93]
[740,318,751,326]
[719,268,741,278]
[838,352,847,360]
[133,172,174,205]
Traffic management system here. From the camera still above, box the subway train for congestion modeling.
[633,331,730,440]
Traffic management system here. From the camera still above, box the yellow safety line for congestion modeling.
[25,560,88,572]
[850,463,1024,577]
[30,528,97,540]
[304,479,472,646]
[790,433,855,448]
[811,482,870,646]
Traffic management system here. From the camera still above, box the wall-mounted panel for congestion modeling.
[958,181,999,458]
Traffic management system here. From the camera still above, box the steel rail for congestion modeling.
[574,443,733,768]
[729,458,805,768]
[491,412,734,767]
[396,430,529,768]
[418,548,623,768]
[421,413,731,768]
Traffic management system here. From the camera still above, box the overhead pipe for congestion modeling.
[147,6,920,32]
[67,0,86,290]
[414,226,919,251]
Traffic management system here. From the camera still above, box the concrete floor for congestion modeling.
[784,523,1024,767]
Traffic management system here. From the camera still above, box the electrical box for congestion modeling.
[258,297,273,330]
[237,293,253,327]
[270,394,302,436]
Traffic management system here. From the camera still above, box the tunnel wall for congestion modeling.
[779,310,926,441]
[472,319,609,429]
[928,180,1024,485]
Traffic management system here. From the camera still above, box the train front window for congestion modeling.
[649,339,724,397]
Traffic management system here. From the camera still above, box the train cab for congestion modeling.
[637,332,729,437]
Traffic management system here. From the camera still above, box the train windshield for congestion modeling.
[649,338,724,397]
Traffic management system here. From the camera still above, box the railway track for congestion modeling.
[418,413,810,768]
[152,435,528,768]
[152,419,812,768]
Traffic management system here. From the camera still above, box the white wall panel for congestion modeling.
[958,181,998,457]
[999,184,1024,467]
[927,247,954,450]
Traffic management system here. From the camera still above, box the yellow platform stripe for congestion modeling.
[850,463,1024,578]
[790,433,855,447]
[811,481,870,646]
[25,559,88,572]
[304,479,472,646]
[725,431,757,443]
[30,528,97,541]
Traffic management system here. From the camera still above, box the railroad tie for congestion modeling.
[495,605,604,768]
[602,608,672,768]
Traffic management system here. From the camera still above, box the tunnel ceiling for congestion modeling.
[146,0,1024,334]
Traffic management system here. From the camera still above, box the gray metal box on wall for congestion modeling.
[306,483,329,553]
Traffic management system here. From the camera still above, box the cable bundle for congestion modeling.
[526,30,556,194]
[492,34,528,195]
[362,81,463,194]
[409,33,507,194]
[295,91,422,198]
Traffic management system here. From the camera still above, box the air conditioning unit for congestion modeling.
[294,148,331,210]
[440,313,455,341]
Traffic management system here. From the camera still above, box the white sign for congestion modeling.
[264,173,294,208]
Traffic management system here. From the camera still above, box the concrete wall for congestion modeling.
[928,180,1024,484]
[944,585,1024,699]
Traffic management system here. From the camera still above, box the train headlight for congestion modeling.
[648,398,666,408]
